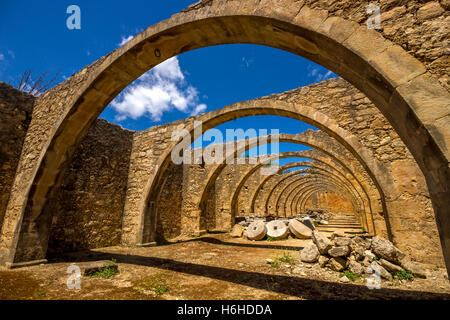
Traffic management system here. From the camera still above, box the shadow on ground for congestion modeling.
[49,245,450,300]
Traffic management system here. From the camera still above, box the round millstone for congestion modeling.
[289,219,313,239]
[266,220,289,240]
[246,221,267,241]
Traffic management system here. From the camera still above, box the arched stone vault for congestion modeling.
[276,175,359,219]
[240,154,371,216]
[296,183,355,215]
[187,131,378,235]
[264,162,365,219]
[298,185,352,214]
[248,149,378,220]
[278,170,358,218]
[264,170,361,221]
[1,0,448,271]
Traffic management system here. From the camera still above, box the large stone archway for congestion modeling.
[263,170,361,220]
[294,182,356,214]
[184,129,380,237]
[1,0,448,271]
[272,167,361,218]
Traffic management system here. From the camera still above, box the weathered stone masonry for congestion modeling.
[0,83,35,232]
[0,0,448,271]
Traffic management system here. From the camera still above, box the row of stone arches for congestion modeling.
[0,0,447,274]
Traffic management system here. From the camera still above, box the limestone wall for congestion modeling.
[0,83,35,231]
[46,119,133,254]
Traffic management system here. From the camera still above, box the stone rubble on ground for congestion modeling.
[297,230,429,282]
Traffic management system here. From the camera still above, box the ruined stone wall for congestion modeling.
[236,167,267,216]
[0,83,35,232]
[302,0,449,89]
[47,119,133,254]
[3,0,448,268]
[260,78,444,264]
[155,164,183,240]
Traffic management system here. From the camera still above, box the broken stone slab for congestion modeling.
[330,230,346,240]
[312,230,332,254]
[289,219,312,239]
[266,220,289,240]
[247,221,267,241]
[340,275,350,283]
[348,260,363,275]
[400,258,427,278]
[327,257,347,272]
[371,236,405,264]
[319,220,329,225]
[230,224,245,238]
[379,259,403,273]
[328,246,350,258]
[334,237,352,247]
[318,255,329,268]
[367,261,393,281]
[300,242,320,263]
[83,260,118,276]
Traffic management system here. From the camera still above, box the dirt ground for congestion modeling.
[1,233,449,300]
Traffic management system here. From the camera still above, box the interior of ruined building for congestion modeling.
[0,0,449,300]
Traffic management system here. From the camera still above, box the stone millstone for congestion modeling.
[266,220,289,240]
[246,221,267,241]
[289,219,312,239]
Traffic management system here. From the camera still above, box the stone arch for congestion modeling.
[249,149,378,219]
[192,129,379,234]
[297,184,356,215]
[293,182,359,218]
[295,182,356,215]
[271,163,365,219]
[2,1,448,270]
[298,186,356,216]
[265,170,361,220]
[280,169,358,218]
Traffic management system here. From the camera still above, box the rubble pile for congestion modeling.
[300,231,428,281]
[296,209,332,225]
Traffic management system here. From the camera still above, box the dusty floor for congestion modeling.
[1,233,449,300]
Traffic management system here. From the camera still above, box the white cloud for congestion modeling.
[0,53,4,61]
[110,57,207,122]
[118,35,134,47]
[308,66,337,82]
[191,104,207,116]
[241,56,254,68]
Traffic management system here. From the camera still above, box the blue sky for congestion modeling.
[0,1,338,166]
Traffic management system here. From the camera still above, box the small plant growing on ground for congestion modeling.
[433,266,439,271]
[276,251,294,264]
[340,268,358,282]
[88,260,119,279]
[313,222,319,227]
[372,256,379,262]
[392,269,414,281]
[266,236,288,242]
[135,274,171,296]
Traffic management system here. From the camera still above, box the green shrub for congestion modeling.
[393,269,414,281]
[276,251,294,264]
[88,261,119,279]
